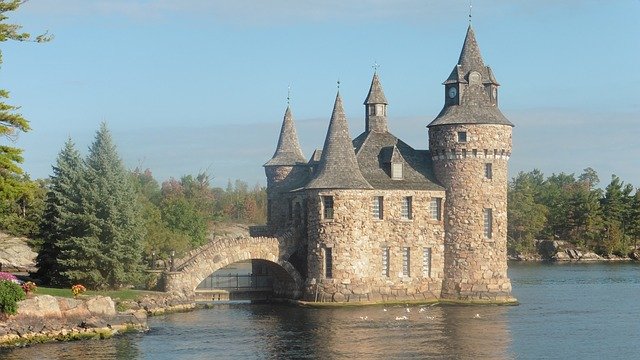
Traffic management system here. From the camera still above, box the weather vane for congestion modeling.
[337,79,340,90]
[287,84,291,105]
[469,0,473,23]
[372,61,380,73]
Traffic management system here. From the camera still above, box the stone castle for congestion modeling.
[263,25,515,303]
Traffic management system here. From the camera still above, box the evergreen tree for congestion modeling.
[0,1,51,229]
[73,123,145,288]
[507,172,548,253]
[36,139,86,285]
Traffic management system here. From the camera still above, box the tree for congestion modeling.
[0,1,51,232]
[61,124,145,289]
[507,172,548,254]
[36,139,87,286]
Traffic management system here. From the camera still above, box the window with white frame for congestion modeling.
[484,208,493,239]
[401,196,412,220]
[391,163,403,180]
[422,247,432,277]
[372,196,384,220]
[402,247,411,277]
[430,198,442,221]
[381,246,390,277]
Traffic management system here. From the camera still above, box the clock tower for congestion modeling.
[428,25,515,302]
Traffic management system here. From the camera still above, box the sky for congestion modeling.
[2,0,639,188]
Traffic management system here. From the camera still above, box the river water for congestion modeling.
[2,262,639,359]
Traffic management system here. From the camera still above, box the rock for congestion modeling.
[629,250,640,261]
[554,251,571,261]
[17,295,62,318]
[86,296,116,317]
[536,240,560,259]
[0,232,37,273]
[580,252,601,261]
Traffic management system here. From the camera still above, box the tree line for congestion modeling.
[0,123,267,289]
[508,168,640,256]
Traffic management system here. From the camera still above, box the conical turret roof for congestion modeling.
[430,25,513,127]
[443,25,499,86]
[364,72,388,105]
[306,92,372,189]
[264,105,307,166]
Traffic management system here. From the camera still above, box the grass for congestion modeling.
[35,287,158,301]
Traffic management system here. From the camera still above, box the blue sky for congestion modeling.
[2,0,639,188]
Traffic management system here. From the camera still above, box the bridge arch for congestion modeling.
[164,235,303,299]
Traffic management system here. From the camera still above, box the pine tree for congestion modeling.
[36,139,87,285]
[0,1,51,227]
[78,123,145,288]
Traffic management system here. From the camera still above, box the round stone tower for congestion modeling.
[264,105,308,229]
[428,25,515,301]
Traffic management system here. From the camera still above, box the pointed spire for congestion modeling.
[264,105,307,166]
[457,24,485,73]
[430,25,513,127]
[364,72,388,105]
[306,92,372,189]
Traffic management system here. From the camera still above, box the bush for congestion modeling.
[0,280,26,315]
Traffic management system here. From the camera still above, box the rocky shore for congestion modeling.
[509,239,640,262]
[0,293,195,348]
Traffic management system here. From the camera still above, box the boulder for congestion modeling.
[580,252,601,261]
[17,295,62,318]
[0,232,37,273]
[86,296,116,317]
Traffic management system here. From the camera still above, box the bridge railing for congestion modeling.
[195,274,274,291]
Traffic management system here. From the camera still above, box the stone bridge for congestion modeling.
[163,227,304,299]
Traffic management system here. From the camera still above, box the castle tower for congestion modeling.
[363,71,388,133]
[264,105,308,228]
[428,25,515,301]
[304,91,373,301]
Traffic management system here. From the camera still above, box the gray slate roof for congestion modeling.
[429,25,513,128]
[363,72,388,105]
[264,105,308,166]
[305,92,372,190]
[353,130,444,191]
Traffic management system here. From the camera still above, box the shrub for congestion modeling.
[0,280,26,315]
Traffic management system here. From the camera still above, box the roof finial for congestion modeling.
[287,84,291,105]
[337,79,340,90]
[469,0,473,23]
[372,61,380,74]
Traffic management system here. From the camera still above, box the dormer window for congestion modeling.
[391,162,403,180]
[457,131,467,143]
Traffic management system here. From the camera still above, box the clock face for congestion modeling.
[448,87,457,99]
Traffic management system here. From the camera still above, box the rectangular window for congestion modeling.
[322,196,334,220]
[401,196,412,220]
[288,199,293,220]
[267,199,272,222]
[422,247,432,277]
[372,196,384,220]
[484,208,493,239]
[381,247,390,277]
[485,163,493,179]
[391,163,403,180]
[430,198,442,221]
[457,131,467,142]
[402,247,411,277]
[324,247,333,278]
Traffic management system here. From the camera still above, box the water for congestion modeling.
[2,262,638,359]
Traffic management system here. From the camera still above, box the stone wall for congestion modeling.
[265,165,309,230]
[429,124,513,301]
[0,295,147,347]
[304,189,446,302]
